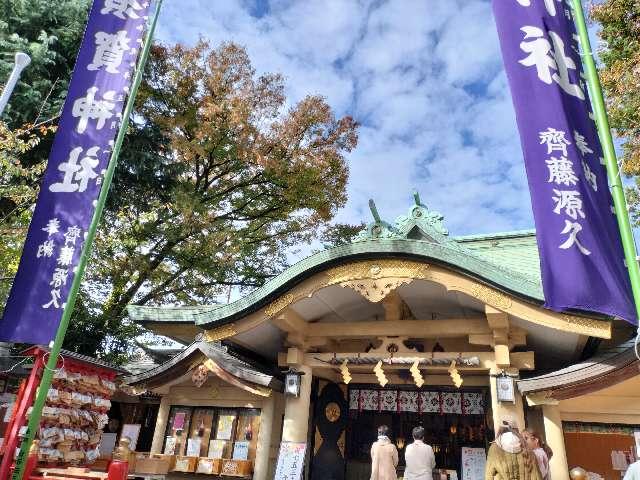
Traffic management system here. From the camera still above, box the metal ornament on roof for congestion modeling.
[353,192,452,243]
[191,363,209,388]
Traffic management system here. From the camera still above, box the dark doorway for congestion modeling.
[344,387,490,480]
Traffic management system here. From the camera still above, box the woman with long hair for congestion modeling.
[485,420,542,480]
[524,429,553,480]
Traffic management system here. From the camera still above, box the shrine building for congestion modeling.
[123,194,639,480]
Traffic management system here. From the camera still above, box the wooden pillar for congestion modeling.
[542,403,570,480]
[282,364,312,443]
[489,367,525,435]
[281,348,312,444]
[253,394,276,480]
[150,395,171,453]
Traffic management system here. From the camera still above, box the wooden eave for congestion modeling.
[517,339,639,400]
[122,340,283,392]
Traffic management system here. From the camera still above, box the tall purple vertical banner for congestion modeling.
[0,0,152,344]
[492,0,636,324]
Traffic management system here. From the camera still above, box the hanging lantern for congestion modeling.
[340,359,352,384]
[409,359,424,388]
[496,374,515,402]
[285,370,304,397]
[448,360,463,388]
[374,360,388,387]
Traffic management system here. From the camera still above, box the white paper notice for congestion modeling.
[274,442,306,480]
[461,447,486,480]
[187,438,202,457]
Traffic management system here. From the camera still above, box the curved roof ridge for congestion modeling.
[128,196,547,327]
[455,229,537,241]
[129,236,545,327]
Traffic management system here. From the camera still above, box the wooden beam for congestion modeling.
[468,330,527,349]
[277,351,535,370]
[304,318,489,339]
[484,306,511,367]
[285,333,328,351]
[511,351,534,370]
[382,291,403,321]
[272,308,307,334]
[285,347,304,366]
[485,305,509,329]
[320,372,491,387]
[526,394,559,407]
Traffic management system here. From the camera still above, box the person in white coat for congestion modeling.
[404,426,436,480]
[624,460,640,480]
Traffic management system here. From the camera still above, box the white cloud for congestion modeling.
[155,0,540,243]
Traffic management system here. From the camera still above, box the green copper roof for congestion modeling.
[455,230,540,282]
[128,196,546,328]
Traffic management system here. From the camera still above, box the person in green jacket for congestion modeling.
[485,420,542,480]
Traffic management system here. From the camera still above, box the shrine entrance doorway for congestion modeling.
[344,386,491,480]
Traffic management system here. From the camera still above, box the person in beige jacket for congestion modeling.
[370,425,399,480]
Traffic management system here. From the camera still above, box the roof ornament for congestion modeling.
[352,199,399,240]
[353,192,450,242]
[369,199,381,223]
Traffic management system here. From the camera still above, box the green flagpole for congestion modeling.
[11,1,163,478]
[571,0,640,324]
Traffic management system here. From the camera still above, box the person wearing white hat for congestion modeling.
[485,419,542,480]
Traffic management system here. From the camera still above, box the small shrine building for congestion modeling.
[124,195,638,480]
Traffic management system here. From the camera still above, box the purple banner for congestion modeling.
[492,0,636,324]
[0,0,151,344]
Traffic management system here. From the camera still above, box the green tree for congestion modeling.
[0,0,90,128]
[0,122,53,312]
[0,3,359,361]
[66,41,358,361]
[590,1,640,173]
[590,2,640,228]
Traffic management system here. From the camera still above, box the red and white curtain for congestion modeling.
[349,389,484,415]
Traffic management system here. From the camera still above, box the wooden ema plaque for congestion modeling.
[172,455,198,472]
[221,459,253,477]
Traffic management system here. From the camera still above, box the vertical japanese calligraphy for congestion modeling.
[274,442,307,480]
[492,0,636,323]
[0,0,152,344]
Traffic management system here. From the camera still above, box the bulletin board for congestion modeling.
[564,431,636,480]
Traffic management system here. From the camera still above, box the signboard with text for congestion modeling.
[274,442,306,480]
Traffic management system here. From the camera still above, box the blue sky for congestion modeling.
[154,0,604,237]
